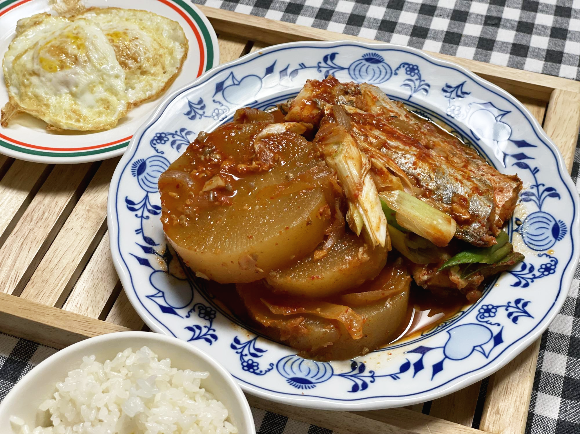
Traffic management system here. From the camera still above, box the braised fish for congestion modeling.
[286,76,522,247]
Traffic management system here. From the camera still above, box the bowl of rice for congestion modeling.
[0,331,255,434]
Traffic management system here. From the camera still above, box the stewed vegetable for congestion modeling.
[238,259,411,360]
[159,77,525,361]
[159,120,337,283]
[267,231,388,298]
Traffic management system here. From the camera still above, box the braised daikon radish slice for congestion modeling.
[237,259,411,360]
[159,120,336,283]
[266,232,388,298]
[291,289,409,360]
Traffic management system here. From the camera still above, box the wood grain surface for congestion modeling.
[0,293,128,349]
[63,231,119,318]
[106,289,145,329]
[544,89,580,173]
[248,396,490,434]
[0,161,50,246]
[0,163,95,296]
[480,339,542,434]
[20,159,117,306]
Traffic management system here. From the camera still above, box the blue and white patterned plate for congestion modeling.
[108,42,580,410]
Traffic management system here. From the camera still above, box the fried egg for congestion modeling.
[76,8,188,107]
[2,15,128,131]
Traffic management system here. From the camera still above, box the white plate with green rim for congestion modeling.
[0,0,218,163]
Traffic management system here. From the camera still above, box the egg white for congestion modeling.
[75,8,188,107]
[2,15,128,131]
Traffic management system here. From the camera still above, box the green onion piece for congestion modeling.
[379,190,456,247]
[461,250,525,279]
[487,242,513,264]
[347,202,364,236]
[380,199,406,232]
[388,224,441,264]
[438,231,511,272]
[320,126,387,247]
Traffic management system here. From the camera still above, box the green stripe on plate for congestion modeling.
[171,0,215,71]
[0,0,25,10]
[0,139,130,157]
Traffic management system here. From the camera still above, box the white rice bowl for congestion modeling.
[10,346,237,434]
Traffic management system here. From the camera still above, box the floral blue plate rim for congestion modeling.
[108,41,580,410]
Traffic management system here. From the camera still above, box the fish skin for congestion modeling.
[352,84,522,246]
[345,111,497,247]
[286,76,360,125]
[285,77,522,247]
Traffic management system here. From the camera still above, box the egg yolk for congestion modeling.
[39,32,86,73]
[106,30,130,44]
[105,30,141,70]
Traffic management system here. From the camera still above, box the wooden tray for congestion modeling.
[1,7,579,434]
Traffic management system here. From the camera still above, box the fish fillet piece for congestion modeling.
[285,75,359,124]
[286,77,522,247]
[344,106,497,246]
[355,83,522,242]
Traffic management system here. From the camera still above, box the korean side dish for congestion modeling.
[158,76,524,361]
[9,346,238,434]
[1,3,188,132]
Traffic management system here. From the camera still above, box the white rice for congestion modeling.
[9,346,238,434]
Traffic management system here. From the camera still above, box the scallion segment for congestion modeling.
[438,231,511,272]
[379,190,456,247]
[387,224,441,264]
[380,199,406,232]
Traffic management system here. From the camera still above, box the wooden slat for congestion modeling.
[20,159,117,306]
[479,339,541,434]
[248,396,489,434]
[543,89,580,172]
[429,382,482,427]
[0,155,13,180]
[358,408,493,434]
[250,40,270,53]
[198,6,580,100]
[217,33,250,64]
[517,97,547,124]
[404,403,425,413]
[0,160,50,246]
[0,163,94,296]
[0,293,129,349]
[105,289,145,330]
[63,231,119,318]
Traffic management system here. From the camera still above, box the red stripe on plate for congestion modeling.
[158,0,205,77]
[0,0,32,17]
[0,133,132,151]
